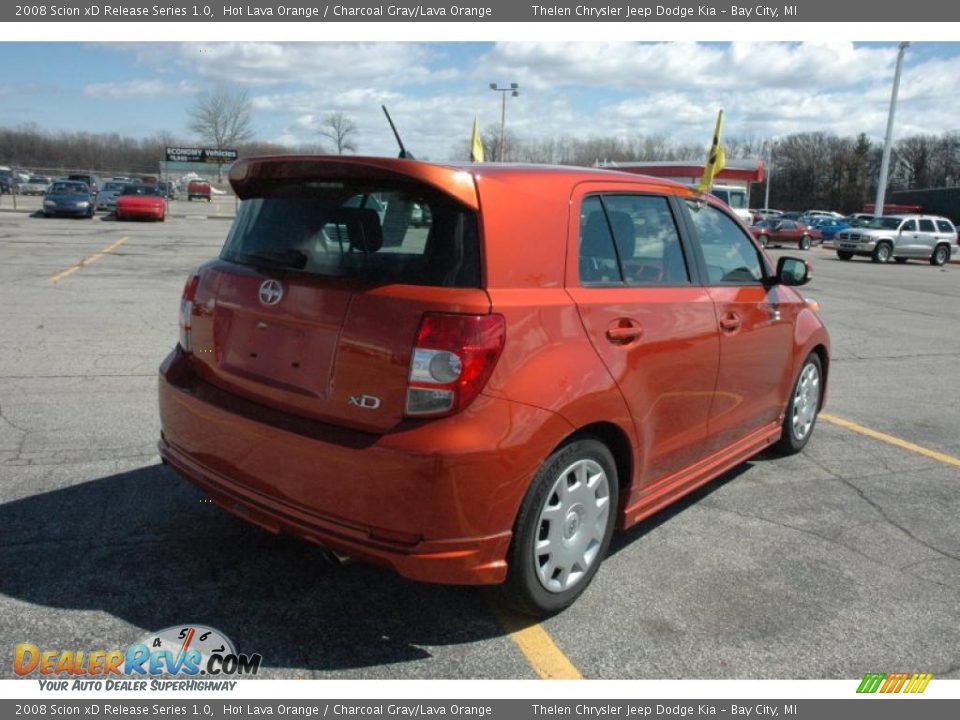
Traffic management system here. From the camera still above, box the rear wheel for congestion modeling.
[931,244,950,266]
[872,242,892,263]
[837,250,853,261]
[799,235,812,251]
[758,234,769,248]
[501,437,618,616]
[774,353,823,455]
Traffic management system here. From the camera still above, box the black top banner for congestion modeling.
[4,0,958,22]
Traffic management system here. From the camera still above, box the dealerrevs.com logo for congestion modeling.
[15,625,262,691]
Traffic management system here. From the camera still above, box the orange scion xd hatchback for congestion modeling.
[158,156,829,615]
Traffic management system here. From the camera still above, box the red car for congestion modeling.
[187,180,212,202]
[750,219,820,250]
[115,185,165,222]
[159,156,830,615]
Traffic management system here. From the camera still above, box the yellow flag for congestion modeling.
[697,110,726,193]
[470,116,484,163]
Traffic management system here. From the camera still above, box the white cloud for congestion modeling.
[155,42,458,89]
[479,41,894,91]
[84,79,201,97]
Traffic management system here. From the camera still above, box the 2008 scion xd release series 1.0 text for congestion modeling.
[158,156,829,615]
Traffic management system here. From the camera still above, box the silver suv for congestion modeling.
[835,214,958,265]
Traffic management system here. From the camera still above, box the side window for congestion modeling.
[601,195,690,285]
[936,220,956,233]
[781,221,795,230]
[901,219,917,232]
[919,219,936,233]
[579,196,623,285]
[686,202,764,285]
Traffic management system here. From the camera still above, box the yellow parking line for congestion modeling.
[820,412,960,469]
[489,602,583,679]
[49,236,129,283]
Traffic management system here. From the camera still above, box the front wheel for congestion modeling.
[799,235,812,251]
[501,437,619,617]
[931,244,949,266]
[774,353,823,455]
[837,251,853,261]
[872,242,892,263]
[758,234,769,248]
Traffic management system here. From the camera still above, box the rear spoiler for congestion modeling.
[229,155,480,211]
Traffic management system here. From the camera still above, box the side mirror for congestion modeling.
[775,256,810,286]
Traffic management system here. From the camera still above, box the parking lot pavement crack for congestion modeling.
[830,351,960,363]
[0,399,30,460]
[834,475,960,565]
[700,502,959,592]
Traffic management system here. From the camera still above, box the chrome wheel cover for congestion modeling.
[792,362,820,441]
[534,459,610,593]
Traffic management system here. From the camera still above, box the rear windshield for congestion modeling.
[221,181,481,288]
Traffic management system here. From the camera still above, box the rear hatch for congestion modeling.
[187,156,488,433]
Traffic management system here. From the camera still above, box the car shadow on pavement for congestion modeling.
[608,462,753,558]
[0,463,507,674]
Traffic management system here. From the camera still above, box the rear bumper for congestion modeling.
[158,347,572,585]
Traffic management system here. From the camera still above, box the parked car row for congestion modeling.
[41,179,168,222]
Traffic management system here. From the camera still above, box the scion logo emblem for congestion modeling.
[349,395,382,410]
[258,279,283,306]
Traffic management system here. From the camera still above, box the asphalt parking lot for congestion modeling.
[0,211,958,680]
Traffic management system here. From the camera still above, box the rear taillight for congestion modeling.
[405,313,506,418]
[178,274,200,352]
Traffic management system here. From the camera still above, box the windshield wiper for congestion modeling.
[233,249,308,270]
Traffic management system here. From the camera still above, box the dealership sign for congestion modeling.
[165,147,238,163]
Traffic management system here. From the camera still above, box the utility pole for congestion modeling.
[874,42,910,217]
[489,82,519,162]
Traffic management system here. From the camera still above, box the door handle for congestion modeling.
[606,319,643,345]
[719,311,741,333]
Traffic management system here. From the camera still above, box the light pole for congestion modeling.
[490,82,519,162]
[874,42,910,217]
[764,145,772,211]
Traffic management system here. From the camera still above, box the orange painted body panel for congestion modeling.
[159,156,830,586]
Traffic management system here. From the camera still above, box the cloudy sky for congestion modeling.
[0,41,958,160]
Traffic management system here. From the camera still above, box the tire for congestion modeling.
[837,251,853,261]
[799,235,812,251]
[774,353,823,455]
[930,244,949,266]
[758,234,769,248]
[872,242,892,263]
[159,213,165,222]
[500,437,619,617]
[187,196,193,202]
[894,257,909,264]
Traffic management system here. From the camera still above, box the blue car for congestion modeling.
[42,181,97,218]
[808,217,849,242]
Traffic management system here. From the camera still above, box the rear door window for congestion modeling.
[221,182,480,288]
[919,219,936,233]
[579,194,691,286]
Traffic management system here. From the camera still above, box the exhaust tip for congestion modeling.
[320,549,352,567]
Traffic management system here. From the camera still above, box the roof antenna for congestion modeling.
[382,105,414,159]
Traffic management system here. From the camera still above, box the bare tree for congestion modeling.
[187,86,255,179]
[318,112,358,155]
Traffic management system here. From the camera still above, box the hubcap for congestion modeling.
[791,362,820,441]
[879,246,890,261]
[534,459,610,594]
